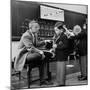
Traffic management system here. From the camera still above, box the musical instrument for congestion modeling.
[63,25,75,38]
[44,39,56,58]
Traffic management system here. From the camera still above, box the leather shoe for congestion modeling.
[53,82,65,87]
[40,81,53,86]
[78,75,83,79]
[78,76,87,81]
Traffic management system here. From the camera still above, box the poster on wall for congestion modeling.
[40,5,64,21]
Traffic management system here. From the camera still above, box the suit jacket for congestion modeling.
[71,30,87,56]
[55,33,69,61]
[14,30,45,71]
[78,30,87,56]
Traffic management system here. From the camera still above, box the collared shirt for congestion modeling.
[28,29,37,46]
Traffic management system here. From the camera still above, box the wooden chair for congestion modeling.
[11,57,21,80]
[11,56,43,88]
[25,57,43,88]
[67,51,77,64]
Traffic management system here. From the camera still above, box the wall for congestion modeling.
[11,0,87,38]
[11,0,40,36]
[64,10,86,29]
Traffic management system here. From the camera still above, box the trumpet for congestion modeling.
[63,25,82,38]
[63,25,75,38]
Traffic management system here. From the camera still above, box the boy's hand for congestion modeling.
[53,44,57,48]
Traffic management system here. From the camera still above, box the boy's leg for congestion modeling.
[56,61,66,85]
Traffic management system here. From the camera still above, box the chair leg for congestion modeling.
[38,66,42,83]
[27,65,32,88]
[46,61,51,81]
[68,56,70,64]
[19,71,21,81]
[74,55,77,62]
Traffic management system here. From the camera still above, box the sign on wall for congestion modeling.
[40,5,64,21]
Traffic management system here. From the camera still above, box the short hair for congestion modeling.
[54,22,65,32]
[54,22,63,29]
[29,20,39,29]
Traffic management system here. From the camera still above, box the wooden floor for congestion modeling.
[11,60,87,89]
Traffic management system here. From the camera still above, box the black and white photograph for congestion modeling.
[11,0,88,89]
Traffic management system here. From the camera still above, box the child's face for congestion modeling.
[54,27,63,35]
[30,23,40,33]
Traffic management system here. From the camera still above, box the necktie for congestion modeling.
[33,33,37,46]
[54,34,61,44]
